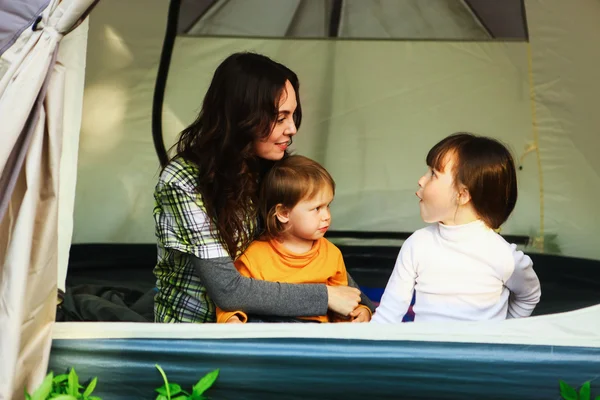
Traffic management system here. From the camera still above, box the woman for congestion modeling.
[153,52,370,323]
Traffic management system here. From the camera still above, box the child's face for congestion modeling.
[284,186,333,242]
[416,154,460,225]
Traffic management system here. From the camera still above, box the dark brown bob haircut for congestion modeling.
[426,132,518,229]
[260,155,335,239]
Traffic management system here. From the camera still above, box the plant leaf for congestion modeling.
[168,383,182,396]
[156,386,168,395]
[31,372,54,400]
[156,383,182,396]
[155,395,168,400]
[52,377,69,395]
[171,396,189,400]
[53,374,69,385]
[67,368,79,397]
[579,381,591,400]
[559,380,578,400]
[87,397,103,400]
[50,396,79,400]
[83,377,98,398]
[192,369,219,397]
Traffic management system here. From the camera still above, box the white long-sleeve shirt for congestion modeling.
[371,220,541,323]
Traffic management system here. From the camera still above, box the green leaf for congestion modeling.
[50,396,78,400]
[155,383,182,396]
[192,369,219,397]
[83,377,98,398]
[595,396,600,400]
[156,386,169,395]
[53,374,69,385]
[24,387,32,400]
[579,381,591,400]
[171,396,189,400]
[155,395,168,400]
[170,384,182,396]
[87,397,103,400]
[52,376,69,395]
[559,380,578,400]
[31,372,54,400]
[67,368,79,396]
[52,383,64,393]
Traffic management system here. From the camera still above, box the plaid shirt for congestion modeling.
[153,157,229,323]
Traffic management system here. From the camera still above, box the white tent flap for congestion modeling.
[0,0,92,398]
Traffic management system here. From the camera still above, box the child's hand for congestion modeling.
[226,315,243,324]
[350,306,371,323]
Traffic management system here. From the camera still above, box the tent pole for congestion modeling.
[152,0,181,168]
[329,0,342,38]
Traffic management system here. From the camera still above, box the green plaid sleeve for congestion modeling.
[153,158,227,323]
[154,158,228,259]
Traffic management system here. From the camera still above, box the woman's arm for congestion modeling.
[193,256,361,317]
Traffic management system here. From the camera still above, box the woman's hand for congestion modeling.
[326,285,361,316]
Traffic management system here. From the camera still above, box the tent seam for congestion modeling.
[526,42,545,252]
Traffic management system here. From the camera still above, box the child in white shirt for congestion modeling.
[372,133,541,323]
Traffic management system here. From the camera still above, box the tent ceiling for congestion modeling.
[178,0,527,40]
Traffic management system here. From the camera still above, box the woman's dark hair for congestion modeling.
[426,132,518,229]
[175,52,302,257]
[260,155,335,240]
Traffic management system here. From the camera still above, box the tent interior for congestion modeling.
[2,0,600,399]
[64,0,600,318]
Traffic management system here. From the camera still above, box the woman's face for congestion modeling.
[253,80,298,161]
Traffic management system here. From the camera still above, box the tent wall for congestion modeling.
[73,1,534,242]
[526,0,600,259]
[72,0,169,243]
[71,0,600,260]
[157,39,536,239]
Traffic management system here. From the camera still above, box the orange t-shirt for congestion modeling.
[216,237,360,323]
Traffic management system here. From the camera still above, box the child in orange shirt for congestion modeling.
[217,155,372,323]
